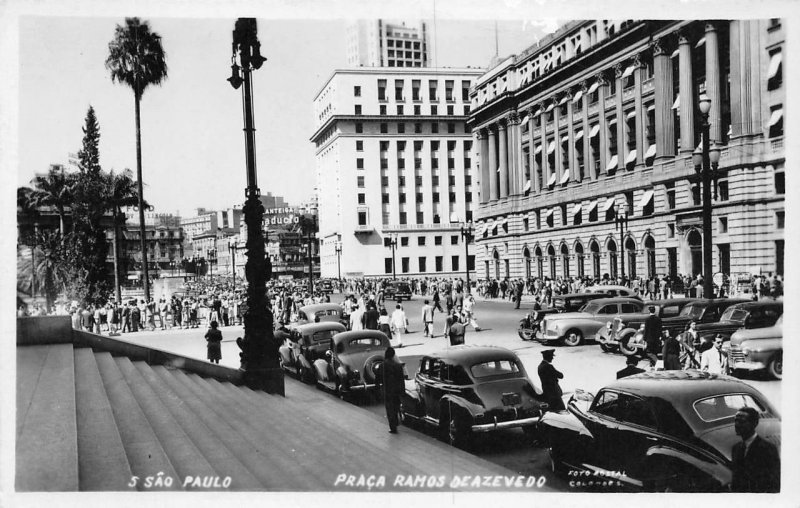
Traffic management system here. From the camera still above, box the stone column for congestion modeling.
[539,106,549,191]
[728,20,743,138]
[597,74,609,174]
[633,53,645,165]
[478,129,489,203]
[705,22,722,143]
[614,63,626,167]
[747,20,762,137]
[678,29,696,153]
[652,37,676,159]
[581,82,592,180]
[528,107,538,193]
[508,112,521,195]
[566,92,575,182]
[553,99,562,185]
[498,119,509,198]
[488,124,499,201]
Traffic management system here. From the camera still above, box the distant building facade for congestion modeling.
[311,67,484,278]
[468,19,784,282]
[118,210,185,281]
[347,19,434,68]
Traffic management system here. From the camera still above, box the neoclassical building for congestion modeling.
[468,19,784,283]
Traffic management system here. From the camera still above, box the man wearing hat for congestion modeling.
[642,305,662,367]
[617,355,646,379]
[538,349,565,411]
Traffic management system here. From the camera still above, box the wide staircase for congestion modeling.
[17,342,516,492]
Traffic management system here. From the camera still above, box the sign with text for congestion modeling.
[263,207,302,227]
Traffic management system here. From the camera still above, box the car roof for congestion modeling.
[584,297,643,305]
[554,292,609,299]
[725,301,783,311]
[293,322,347,334]
[586,285,632,291]
[607,370,762,401]
[683,298,751,308]
[644,298,698,306]
[333,330,390,345]
[300,303,342,313]
[424,345,519,365]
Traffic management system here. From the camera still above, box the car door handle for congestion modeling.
[645,436,659,442]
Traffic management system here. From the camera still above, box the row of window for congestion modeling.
[354,104,471,116]
[383,235,460,247]
[354,122,466,135]
[365,79,472,102]
[367,174,473,187]
[385,39,422,49]
[373,191,472,205]
[384,255,475,274]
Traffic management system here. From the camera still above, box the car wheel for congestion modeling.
[563,329,583,347]
[363,355,384,384]
[447,412,472,449]
[599,342,614,353]
[618,333,638,356]
[518,327,535,341]
[768,353,783,380]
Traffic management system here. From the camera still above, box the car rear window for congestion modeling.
[470,360,521,378]
[693,394,765,423]
[311,330,338,342]
[679,304,704,319]
[348,337,383,348]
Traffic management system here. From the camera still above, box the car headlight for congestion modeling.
[742,348,750,357]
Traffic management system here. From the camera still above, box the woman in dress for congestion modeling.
[379,307,401,348]
[205,320,223,364]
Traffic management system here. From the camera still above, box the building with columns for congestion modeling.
[469,19,784,283]
[311,67,484,278]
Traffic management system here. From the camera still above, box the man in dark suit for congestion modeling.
[382,346,406,434]
[730,407,780,492]
[616,355,646,379]
[538,349,565,411]
[642,306,662,367]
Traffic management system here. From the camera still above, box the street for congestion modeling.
[117,292,782,491]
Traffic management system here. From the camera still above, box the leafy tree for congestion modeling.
[29,165,74,236]
[102,168,142,303]
[106,17,168,302]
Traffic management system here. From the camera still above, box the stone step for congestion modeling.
[94,352,180,491]
[15,344,79,491]
[150,365,283,490]
[73,348,133,491]
[116,358,218,490]
[171,370,311,490]
[134,362,262,491]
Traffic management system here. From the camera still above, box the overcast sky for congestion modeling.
[16,14,554,217]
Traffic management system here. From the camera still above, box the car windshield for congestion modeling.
[316,309,340,318]
[470,359,521,378]
[347,337,385,348]
[311,330,339,342]
[679,303,705,319]
[693,393,765,423]
[581,301,603,313]
[720,308,748,323]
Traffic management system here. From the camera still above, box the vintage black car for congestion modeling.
[658,298,750,337]
[401,345,548,447]
[539,370,781,491]
[693,300,783,342]
[293,303,349,329]
[278,321,347,382]
[383,281,413,301]
[312,330,391,397]
[596,298,698,354]
[518,292,612,340]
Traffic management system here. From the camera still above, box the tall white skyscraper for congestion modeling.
[346,19,435,68]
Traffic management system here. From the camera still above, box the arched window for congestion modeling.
[535,246,544,279]
[493,250,501,279]
[547,245,557,279]
[523,247,531,279]
[561,244,570,279]
[644,236,656,278]
[590,241,600,279]
[625,237,637,279]
[688,229,703,276]
[575,242,585,278]
[607,239,618,279]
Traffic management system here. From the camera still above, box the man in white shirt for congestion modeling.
[350,306,365,331]
[391,304,408,341]
[700,335,728,374]
[421,300,435,337]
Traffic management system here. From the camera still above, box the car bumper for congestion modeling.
[471,416,540,433]
[730,360,767,371]
[346,382,380,391]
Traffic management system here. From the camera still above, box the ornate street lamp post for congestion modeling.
[451,213,473,293]
[228,18,282,394]
[692,93,721,299]
[228,240,237,293]
[387,235,398,280]
[614,210,628,281]
[335,242,342,287]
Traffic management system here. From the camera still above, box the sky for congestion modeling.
[16,13,556,217]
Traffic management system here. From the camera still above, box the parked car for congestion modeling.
[596,298,698,354]
[584,285,641,299]
[539,370,781,491]
[278,321,347,382]
[312,330,392,397]
[518,292,612,340]
[538,298,646,346]
[658,298,751,337]
[728,316,783,380]
[693,301,783,342]
[383,281,413,301]
[319,280,334,294]
[293,303,348,329]
[401,345,548,447]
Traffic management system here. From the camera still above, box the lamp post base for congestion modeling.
[240,366,285,396]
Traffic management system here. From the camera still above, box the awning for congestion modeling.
[608,118,617,126]
[626,110,637,120]
[544,209,554,219]
[768,51,783,79]
[560,171,570,184]
[769,107,783,127]
[500,218,508,227]
[534,144,543,154]
[672,94,680,110]
[695,36,706,48]
[572,90,583,103]
[647,104,655,112]
[559,96,568,105]
[547,173,557,186]
[606,155,619,171]
[645,144,657,160]
[572,204,583,216]
[547,141,556,154]
[671,49,679,58]
[561,134,570,143]
[602,196,616,212]
[587,82,599,95]
[521,115,530,125]
[586,201,598,214]
[589,124,600,138]
[543,59,553,71]
[533,107,542,117]
[621,65,635,79]
[478,225,487,236]
[625,150,637,165]
[523,180,531,192]
[545,103,555,112]
[639,189,654,208]
[574,130,584,141]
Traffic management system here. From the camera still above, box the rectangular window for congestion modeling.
[465,192,472,203]
[430,105,438,115]
[380,104,387,115]
[385,258,393,274]
[434,236,442,246]
[397,105,404,115]
[448,192,456,203]
[445,80,454,101]
[450,235,459,245]
[358,211,367,225]
[416,211,424,223]
[378,79,387,101]
[414,105,421,115]
[667,223,675,238]
[776,211,784,229]
[432,192,440,203]
[432,175,439,185]
[775,171,785,194]
[462,80,470,101]
[357,176,365,188]
[357,193,365,204]
[431,123,439,133]
[382,193,390,204]
[354,85,361,97]
[435,256,443,272]
[400,236,409,247]
[398,175,406,186]
[397,123,405,134]
[356,158,364,169]
[429,80,438,101]
[395,79,404,101]
[463,105,470,115]
[355,123,363,133]
[356,140,363,151]
[448,123,456,134]
[415,192,423,203]
[447,105,454,116]
[666,184,676,210]
[399,212,407,224]
[417,236,426,246]
[401,257,409,273]
[381,176,389,186]
[380,140,389,152]
[354,104,362,115]
[412,79,421,101]
[418,256,427,272]
[399,193,406,204]
[718,180,729,201]
[414,123,422,133]
[380,123,388,134]
[719,216,729,233]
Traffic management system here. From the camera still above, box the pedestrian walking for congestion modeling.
[462,293,481,331]
[642,306,662,367]
[390,304,408,341]
[382,346,405,434]
[730,407,780,492]
[661,331,681,370]
[448,313,466,346]
[432,288,443,312]
[421,300,435,337]
[700,335,728,374]
[538,349,565,411]
[205,320,223,364]
[379,308,401,348]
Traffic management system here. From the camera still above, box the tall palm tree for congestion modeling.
[102,168,143,303]
[105,17,168,302]
[30,165,74,236]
